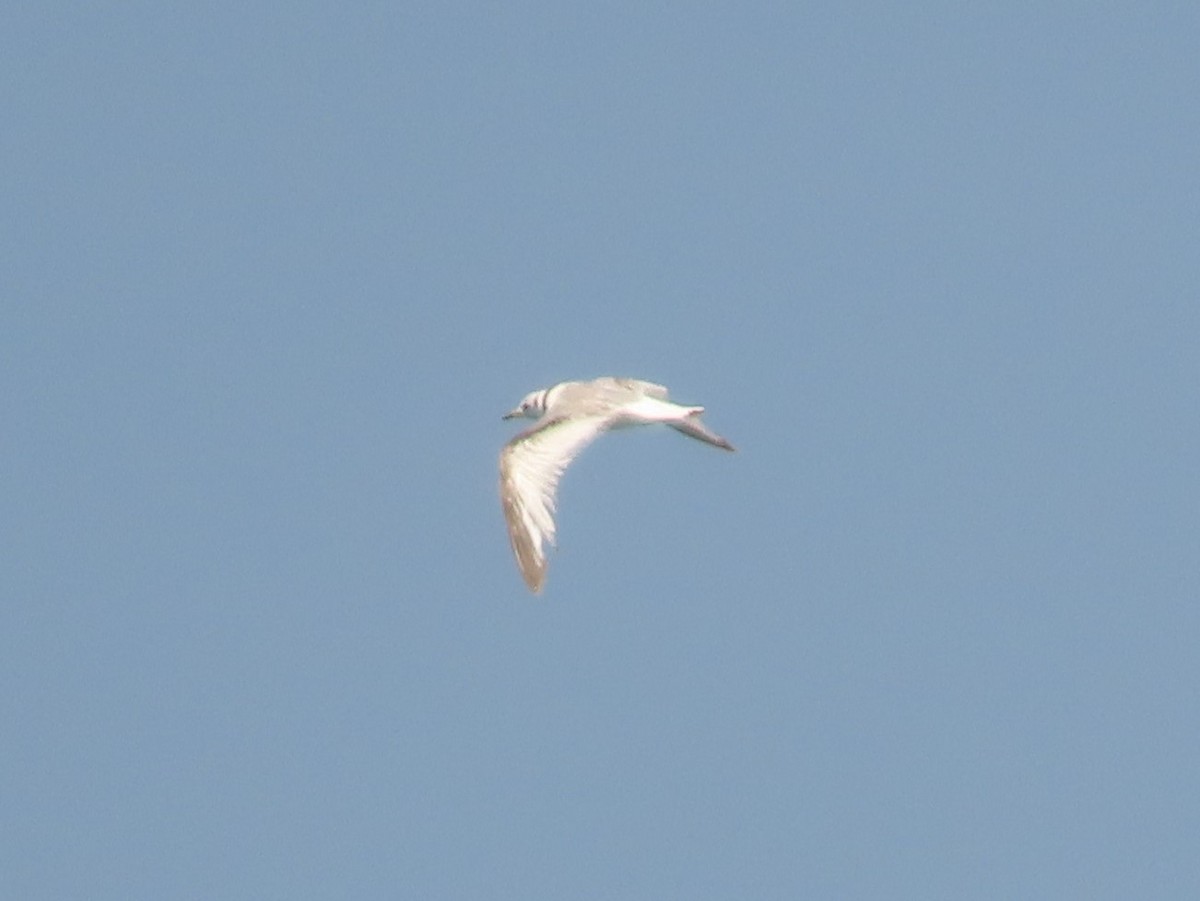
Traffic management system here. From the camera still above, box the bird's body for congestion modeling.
[499,377,735,593]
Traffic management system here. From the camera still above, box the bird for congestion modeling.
[499,377,735,593]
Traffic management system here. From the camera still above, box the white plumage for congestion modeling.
[499,377,735,593]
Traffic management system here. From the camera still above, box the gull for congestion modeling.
[499,377,735,593]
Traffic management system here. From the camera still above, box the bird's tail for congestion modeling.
[669,409,736,451]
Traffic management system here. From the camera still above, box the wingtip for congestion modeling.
[520,556,547,594]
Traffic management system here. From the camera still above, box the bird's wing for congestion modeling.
[499,413,611,593]
[603,377,669,400]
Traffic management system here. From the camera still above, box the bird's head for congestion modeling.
[503,388,548,420]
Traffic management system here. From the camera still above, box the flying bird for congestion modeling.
[499,377,735,593]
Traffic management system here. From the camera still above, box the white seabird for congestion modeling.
[499,377,735,593]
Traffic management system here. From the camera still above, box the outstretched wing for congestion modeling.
[499,414,610,593]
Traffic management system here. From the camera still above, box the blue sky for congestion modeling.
[3,3,1198,898]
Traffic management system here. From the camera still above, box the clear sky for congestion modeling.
[3,3,1198,899]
